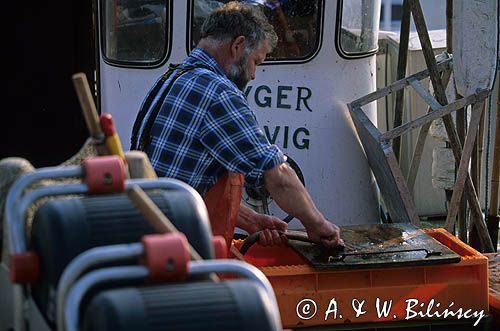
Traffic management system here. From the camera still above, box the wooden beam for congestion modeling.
[351,58,452,109]
[349,106,420,226]
[407,69,452,191]
[408,77,442,111]
[444,102,494,251]
[409,0,447,103]
[445,104,483,228]
[380,90,489,141]
[72,73,108,156]
[490,90,500,217]
[392,0,412,160]
[385,142,421,226]
[468,107,484,247]
[456,105,467,242]
[464,176,492,249]
[446,0,453,53]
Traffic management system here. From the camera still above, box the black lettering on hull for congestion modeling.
[263,125,310,150]
[245,85,314,112]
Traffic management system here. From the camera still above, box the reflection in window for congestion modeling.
[191,0,322,61]
[338,0,381,57]
[102,0,169,64]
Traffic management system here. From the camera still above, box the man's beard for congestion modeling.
[227,54,249,91]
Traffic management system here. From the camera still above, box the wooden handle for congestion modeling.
[230,244,246,261]
[127,185,202,261]
[72,73,103,139]
[72,73,109,156]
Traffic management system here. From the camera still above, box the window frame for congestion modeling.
[335,0,380,60]
[99,0,173,68]
[186,0,325,65]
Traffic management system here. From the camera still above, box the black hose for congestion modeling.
[239,230,335,255]
[239,232,262,255]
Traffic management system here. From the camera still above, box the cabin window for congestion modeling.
[101,0,170,66]
[337,0,381,58]
[189,0,323,62]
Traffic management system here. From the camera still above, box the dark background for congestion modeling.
[3,1,96,167]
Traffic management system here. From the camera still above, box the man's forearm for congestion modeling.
[264,163,323,228]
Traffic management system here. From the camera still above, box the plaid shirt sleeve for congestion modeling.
[199,89,286,187]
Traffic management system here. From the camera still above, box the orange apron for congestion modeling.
[203,172,244,251]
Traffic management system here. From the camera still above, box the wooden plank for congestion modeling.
[469,107,486,249]
[348,105,382,141]
[465,175,492,251]
[446,0,453,53]
[384,143,421,226]
[380,89,489,141]
[472,108,485,194]
[349,106,420,226]
[408,77,442,111]
[490,90,500,217]
[392,0,412,160]
[351,58,452,108]
[445,0,456,241]
[407,70,452,191]
[409,0,448,105]
[443,112,493,252]
[407,120,432,191]
[445,103,483,227]
[456,104,467,242]
[444,102,494,252]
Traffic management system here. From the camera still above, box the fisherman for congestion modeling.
[131,1,343,250]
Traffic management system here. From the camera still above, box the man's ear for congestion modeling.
[230,36,246,59]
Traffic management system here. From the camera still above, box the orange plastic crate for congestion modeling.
[233,228,489,329]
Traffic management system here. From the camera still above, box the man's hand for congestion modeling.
[251,213,288,246]
[305,219,344,248]
[237,204,288,246]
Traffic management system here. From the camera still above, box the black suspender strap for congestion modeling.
[130,63,179,150]
[130,63,211,151]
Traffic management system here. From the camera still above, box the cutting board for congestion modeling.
[288,223,461,270]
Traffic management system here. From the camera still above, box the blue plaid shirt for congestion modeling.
[140,48,286,195]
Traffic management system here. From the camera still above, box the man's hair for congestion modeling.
[200,1,277,52]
